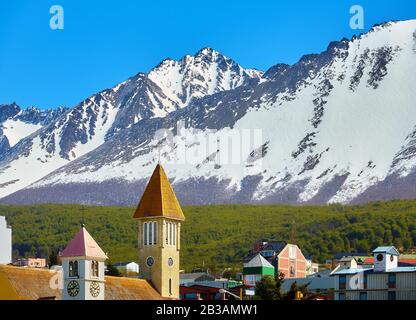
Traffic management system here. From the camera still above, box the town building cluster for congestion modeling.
[0,164,416,300]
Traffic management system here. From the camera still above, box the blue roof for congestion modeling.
[332,266,416,275]
[372,246,400,256]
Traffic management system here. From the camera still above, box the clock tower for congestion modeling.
[133,164,185,299]
[60,225,108,300]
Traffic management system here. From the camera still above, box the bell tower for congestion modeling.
[60,225,108,300]
[133,164,185,299]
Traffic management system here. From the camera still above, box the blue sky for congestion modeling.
[0,0,415,109]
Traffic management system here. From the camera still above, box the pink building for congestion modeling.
[247,241,309,279]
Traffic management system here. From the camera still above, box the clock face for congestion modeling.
[90,281,100,298]
[67,280,80,297]
[168,257,174,267]
[146,256,155,267]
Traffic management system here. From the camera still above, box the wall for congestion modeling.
[0,216,12,265]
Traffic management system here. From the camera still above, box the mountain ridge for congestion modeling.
[1,20,416,206]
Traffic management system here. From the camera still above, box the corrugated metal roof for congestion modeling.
[133,164,185,221]
[0,265,162,300]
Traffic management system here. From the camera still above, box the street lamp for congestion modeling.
[219,289,242,300]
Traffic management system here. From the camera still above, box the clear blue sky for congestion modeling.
[0,0,415,109]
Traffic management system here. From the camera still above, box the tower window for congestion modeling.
[143,222,148,245]
[173,223,176,246]
[166,222,169,244]
[166,222,176,246]
[144,222,157,246]
[153,222,157,245]
[91,261,99,277]
[169,278,172,296]
[69,260,79,277]
[149,221,153,245]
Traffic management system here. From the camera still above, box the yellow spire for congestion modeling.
[133,164,185,220]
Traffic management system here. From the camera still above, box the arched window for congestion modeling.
[143,222,148,245]
[153,222,157,245]
[147,222,153,245]
[69,261,73,276]
[69,260,79,277]
[166,222,169,244]
[91,261,99,277]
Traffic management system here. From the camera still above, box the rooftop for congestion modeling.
[244,254,274,269]
[373,246,400,256]
[0,265,162,300]
[133,164,185,221]
[60,226,108,260]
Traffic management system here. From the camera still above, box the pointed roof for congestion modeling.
[244,254,274,269]
[133,164,185,220]
[60,226,108,260]
[373,246,400,256]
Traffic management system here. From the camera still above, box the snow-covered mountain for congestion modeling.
[1,20,416,206]
[0,104,67,154]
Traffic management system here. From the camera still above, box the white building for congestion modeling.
[60,225,108,300]
[332,246,416,300]
[115,262,140,276]
[0,216,12,265]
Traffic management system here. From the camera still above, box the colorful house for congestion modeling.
[246,241,309,279]
[243,254,275,287]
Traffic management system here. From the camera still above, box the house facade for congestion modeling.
[243,254,275,287]
[332,246,416,300]
[255,241,308,278]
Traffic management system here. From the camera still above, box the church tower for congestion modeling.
[133,164,185,299]
[60,225,108,300]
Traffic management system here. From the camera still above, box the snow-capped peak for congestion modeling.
[147,47,263,109]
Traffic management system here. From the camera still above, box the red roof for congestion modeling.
[60,226,108,260]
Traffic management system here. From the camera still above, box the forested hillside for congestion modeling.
[1,200,416,272]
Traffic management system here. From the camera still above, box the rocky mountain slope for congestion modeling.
[1,20,416,206]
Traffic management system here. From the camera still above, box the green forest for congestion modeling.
[1,200,416,272]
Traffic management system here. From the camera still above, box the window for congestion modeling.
[69,260,78,277]
[363,273,368,289]
[144,222,157,245]
[169,278,172,296]
[169,223,173,245]
[153,222,157,245]
[359,292,367,301]
[91,261,99,277]
[149,222,153,245]
[338,292,346,301]
[388,273,396,289]
[166,222,169,244]
[339,275,347,290]
[173,223,176,246]
[166,222,176,246]
[143,222,148,245]
[376,254,384,262]
[388,291,396,300]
